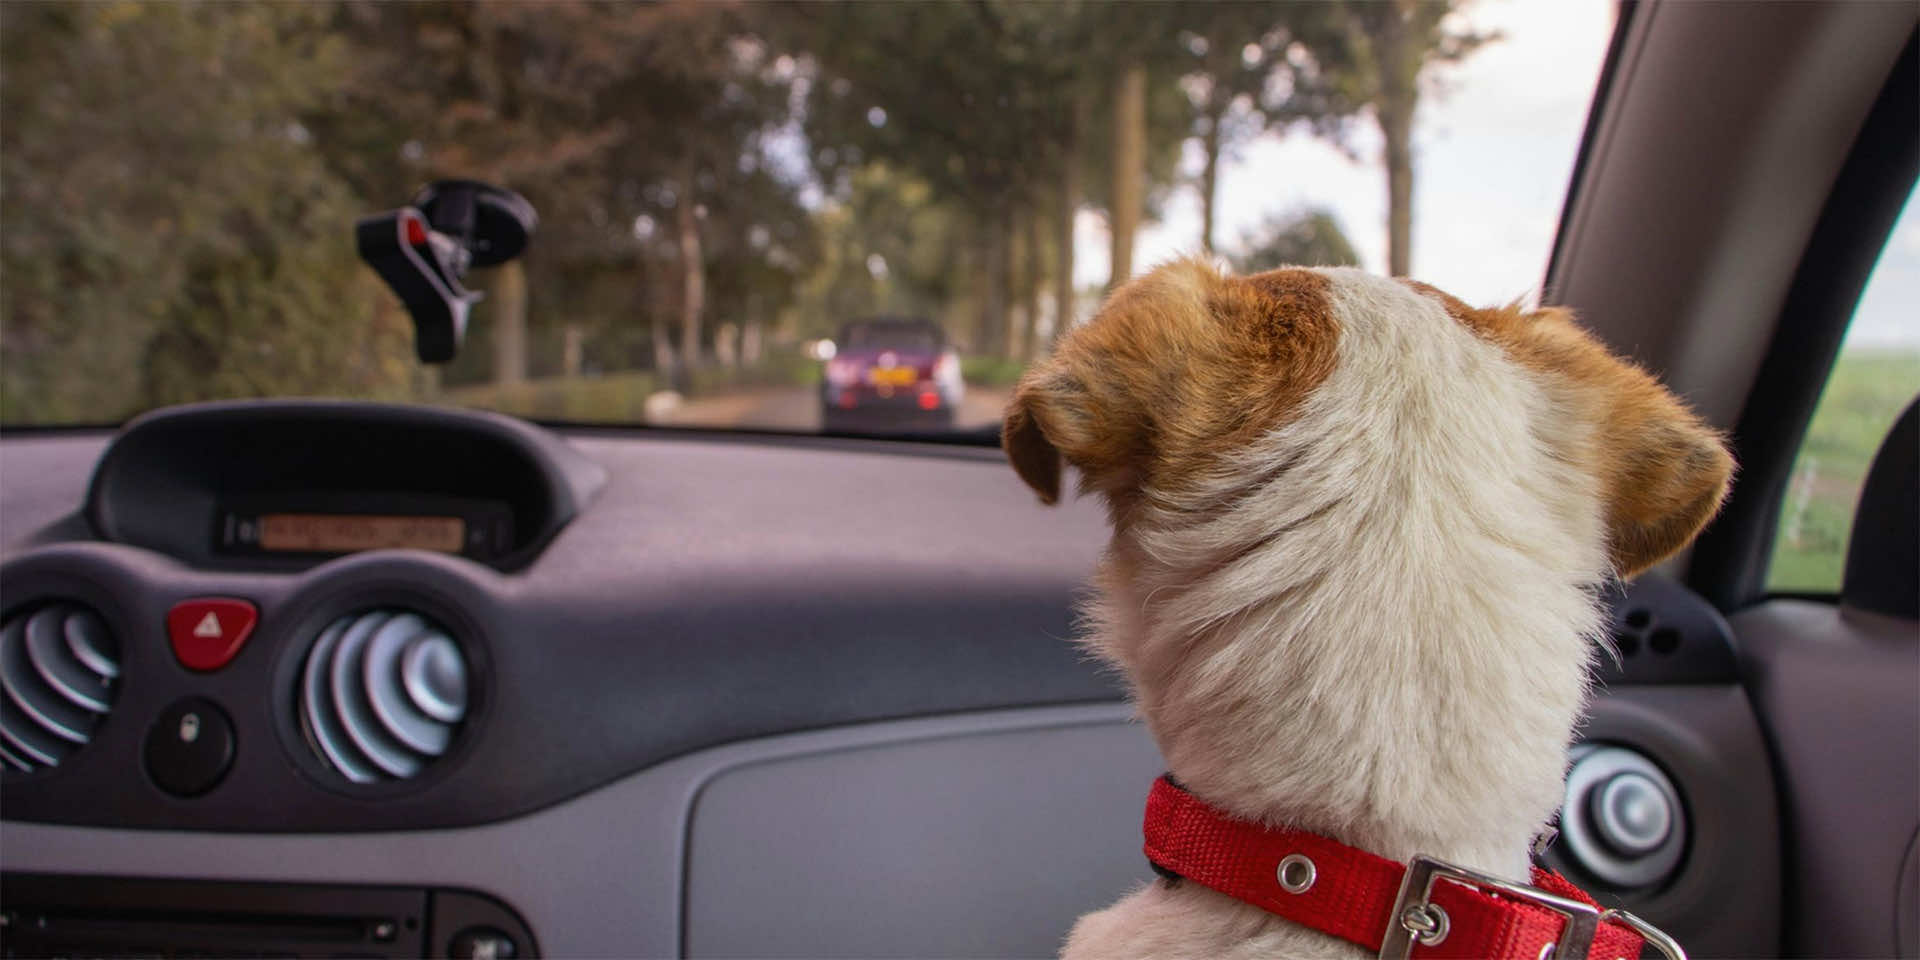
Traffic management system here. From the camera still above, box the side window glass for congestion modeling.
[1767,187,1920,593]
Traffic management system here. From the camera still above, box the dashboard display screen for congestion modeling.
[257,513,465,554]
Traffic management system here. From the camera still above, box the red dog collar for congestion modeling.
[1143,776,1685,959]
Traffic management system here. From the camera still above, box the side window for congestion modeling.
[1767,187,1920,593]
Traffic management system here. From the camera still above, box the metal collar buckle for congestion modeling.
[1379,856,1596,959]
[1378,855,1686,960]
[1600,906,1689,960]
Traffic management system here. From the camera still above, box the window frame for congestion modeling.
[1684,31,1920,611]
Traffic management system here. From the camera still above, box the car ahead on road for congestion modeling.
[820,317,965,433]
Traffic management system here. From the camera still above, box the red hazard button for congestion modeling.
[167,598,259,672]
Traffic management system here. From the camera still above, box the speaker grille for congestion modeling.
[296,608,469,783]
[0,602,119,775]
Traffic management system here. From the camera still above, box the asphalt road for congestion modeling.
[656,384,1012,433]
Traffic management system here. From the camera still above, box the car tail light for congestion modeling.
[836,389,858,409]
[917,389,940,411]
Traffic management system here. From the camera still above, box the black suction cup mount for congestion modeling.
[356,180,538,364]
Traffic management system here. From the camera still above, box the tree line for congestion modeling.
[0,0,1484,423]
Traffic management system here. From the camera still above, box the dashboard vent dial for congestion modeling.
[0,602,120,775]
[297,608,469,783]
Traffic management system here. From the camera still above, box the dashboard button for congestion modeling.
[167,598,258,672]
[144,697,234,797]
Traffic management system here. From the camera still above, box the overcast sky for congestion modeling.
[1078,0,1918,348]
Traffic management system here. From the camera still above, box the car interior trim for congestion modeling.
[1686,30,1919,609]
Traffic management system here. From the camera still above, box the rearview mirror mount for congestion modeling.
[355,179,538,364]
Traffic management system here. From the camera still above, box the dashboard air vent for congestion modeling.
[0,602,120,775]
[297,608,469,783]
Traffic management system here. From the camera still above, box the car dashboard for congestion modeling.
[0,402,1781,958]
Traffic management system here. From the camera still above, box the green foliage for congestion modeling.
[1177,5,1361,159]
[686,350,821,394]
[785,164,966,339]
[0,0,1493,427]
[960,355,1027,388]
[440,371,661,423]
[0,2,415,422]
[435,346,821,423]
[0,1,826,421]
[1767,348,1920,593]
[1232,209,1361,272]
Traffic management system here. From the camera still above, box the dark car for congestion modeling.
[819,317,965,432]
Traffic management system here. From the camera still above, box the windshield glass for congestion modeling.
[0,1,1612,434]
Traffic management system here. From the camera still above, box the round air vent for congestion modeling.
[1558,744,1686,888]
[296,608,470,784]
[0,602,120,775]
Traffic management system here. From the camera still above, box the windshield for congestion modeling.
[0,1,1612,434]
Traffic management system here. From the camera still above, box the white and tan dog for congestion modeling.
[1002,261,1732,959]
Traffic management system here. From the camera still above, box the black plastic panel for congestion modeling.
[0,873,534,959]
[83,401,606,572]
[1593,572,1742,685]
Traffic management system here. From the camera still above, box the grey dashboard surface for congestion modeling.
[2,703,1164,959]
[684,707,1162,958]
[0,426,1129,830]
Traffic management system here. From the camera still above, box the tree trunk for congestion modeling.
[1054,90,1086,344]
[1006,208,1026,360]
[1108,62,1147,291]
[651,308,676,384]
[1200,89,1225,256]
[1381,97,1413,277]
[1021,204,1042,360]
[1376,6,1415,277]
[1053,185,1078,345]
[742,319,763,367]
[491,259,527,385]
[561,324,584,377]
[675,157,705,378]
[643,254,677,386]
[975,204,1010,356]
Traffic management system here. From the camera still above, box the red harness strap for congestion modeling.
[1143,776,1651,959]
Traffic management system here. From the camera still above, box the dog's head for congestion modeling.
[1004,260,1732,580]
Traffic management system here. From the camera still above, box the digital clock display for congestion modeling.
[256,513,466,554]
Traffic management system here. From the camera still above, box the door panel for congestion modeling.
[1731,600,1919,957]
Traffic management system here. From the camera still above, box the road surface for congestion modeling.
[654,384,1012,433]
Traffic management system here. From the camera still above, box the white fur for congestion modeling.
[1064,268,1612,959]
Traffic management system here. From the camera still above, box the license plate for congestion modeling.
[868,366,916,386]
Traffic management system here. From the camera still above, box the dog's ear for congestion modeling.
[1003,386,1063,505]
[1003,259,1261,505]
[1520,311,1736,577]
[1002,347,1139,505]
[1399,291,1736,578]
[1595,385,1735,577]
